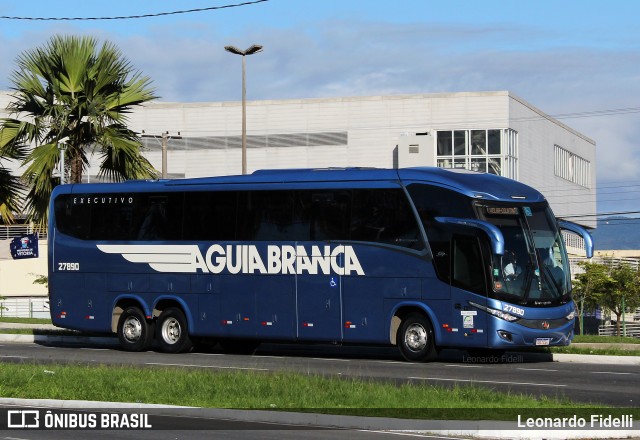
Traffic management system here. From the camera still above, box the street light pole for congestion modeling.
[224,44,263,175]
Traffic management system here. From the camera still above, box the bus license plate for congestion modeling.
[535,338,551,346]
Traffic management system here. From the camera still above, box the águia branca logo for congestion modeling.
[96,244,365,276]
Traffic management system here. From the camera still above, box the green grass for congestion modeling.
[0,361,619,420]
[0,317,52,324]
[573,334,640,344]
[549,346,640,356]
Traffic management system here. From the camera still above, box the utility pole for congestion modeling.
[142,131,182,178]
[161,132,168,179]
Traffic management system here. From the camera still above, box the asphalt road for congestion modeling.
[0,340,639,407]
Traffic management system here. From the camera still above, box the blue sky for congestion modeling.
[1,0,639,217]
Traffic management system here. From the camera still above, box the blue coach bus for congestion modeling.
[48,167,593,361]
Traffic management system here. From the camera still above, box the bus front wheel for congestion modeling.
[397,313,438,362]
[117,306,154,352]
[156,307,192,353]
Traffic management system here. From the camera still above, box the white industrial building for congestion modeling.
[122,91,596,230]
[0,90,596,303]
[0,90,597,229]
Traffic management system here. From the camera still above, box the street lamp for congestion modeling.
[224,44,263,175]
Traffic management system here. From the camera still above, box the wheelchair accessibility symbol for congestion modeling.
[329,277,337,287]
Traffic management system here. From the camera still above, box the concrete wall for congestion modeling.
[0,241,48,298]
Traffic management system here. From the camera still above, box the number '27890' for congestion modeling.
[58,262,80,271]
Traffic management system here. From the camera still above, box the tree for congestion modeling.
[0,35,158,226]
[0,123,28,223]
[572,261,612,335]
[603,263,640,336]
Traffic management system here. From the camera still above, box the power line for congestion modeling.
[560,210,640,219]
[0,0,269,21]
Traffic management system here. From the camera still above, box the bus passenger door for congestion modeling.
[295,244,343,342]
[449,234,488,347]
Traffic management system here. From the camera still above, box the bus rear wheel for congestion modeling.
[117,306,154,352]
[397,313,438,362]
[156,307,192,353]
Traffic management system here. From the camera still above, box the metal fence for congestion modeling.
[0,298,50,319]
[598,323,640,338]
[570,256,640,276]
[0,225,47,241]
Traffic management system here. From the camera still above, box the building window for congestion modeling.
[436,129,517,179]
[554,145,591,188]
[504,129,518,180]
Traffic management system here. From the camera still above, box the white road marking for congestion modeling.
[187,352,225,356]
[444,364,483,368]
[145,362,268,371]
[591,371,633,375]
[517,367,559,372]
[409,376,566,387]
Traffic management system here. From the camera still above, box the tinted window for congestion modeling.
[135,195,179,240]
[54,193,183,241]
[351,189,423,249]
[301,190,351,241]
[55,187,423,250]
[183,191,238,241]
[237,191,295,241]
[452,235,486,294]
[407,183,475,280]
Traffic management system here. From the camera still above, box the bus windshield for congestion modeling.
[477,203,572,306]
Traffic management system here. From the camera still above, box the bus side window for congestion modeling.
[308,190,351,241]
[452,235,486,295]
[350,188,423,249]
[137,201,167,240]
[255,191,295,241]
[184,191,238,241]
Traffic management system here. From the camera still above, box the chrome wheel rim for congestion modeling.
[123,317,142,343]
[404,323,427,352]
[161,317,181,345]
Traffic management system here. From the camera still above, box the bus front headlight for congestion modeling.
[469,302,521,322]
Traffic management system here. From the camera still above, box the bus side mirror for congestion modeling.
[558,220,594,259]
[435,217,505,256]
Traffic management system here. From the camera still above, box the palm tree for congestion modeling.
[0,129,26,223]
[0,35,158,227]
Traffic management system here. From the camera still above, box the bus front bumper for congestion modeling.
[487,319,575,349]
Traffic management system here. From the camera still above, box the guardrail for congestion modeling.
[598,323,640,338]
[0,298,50,319]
